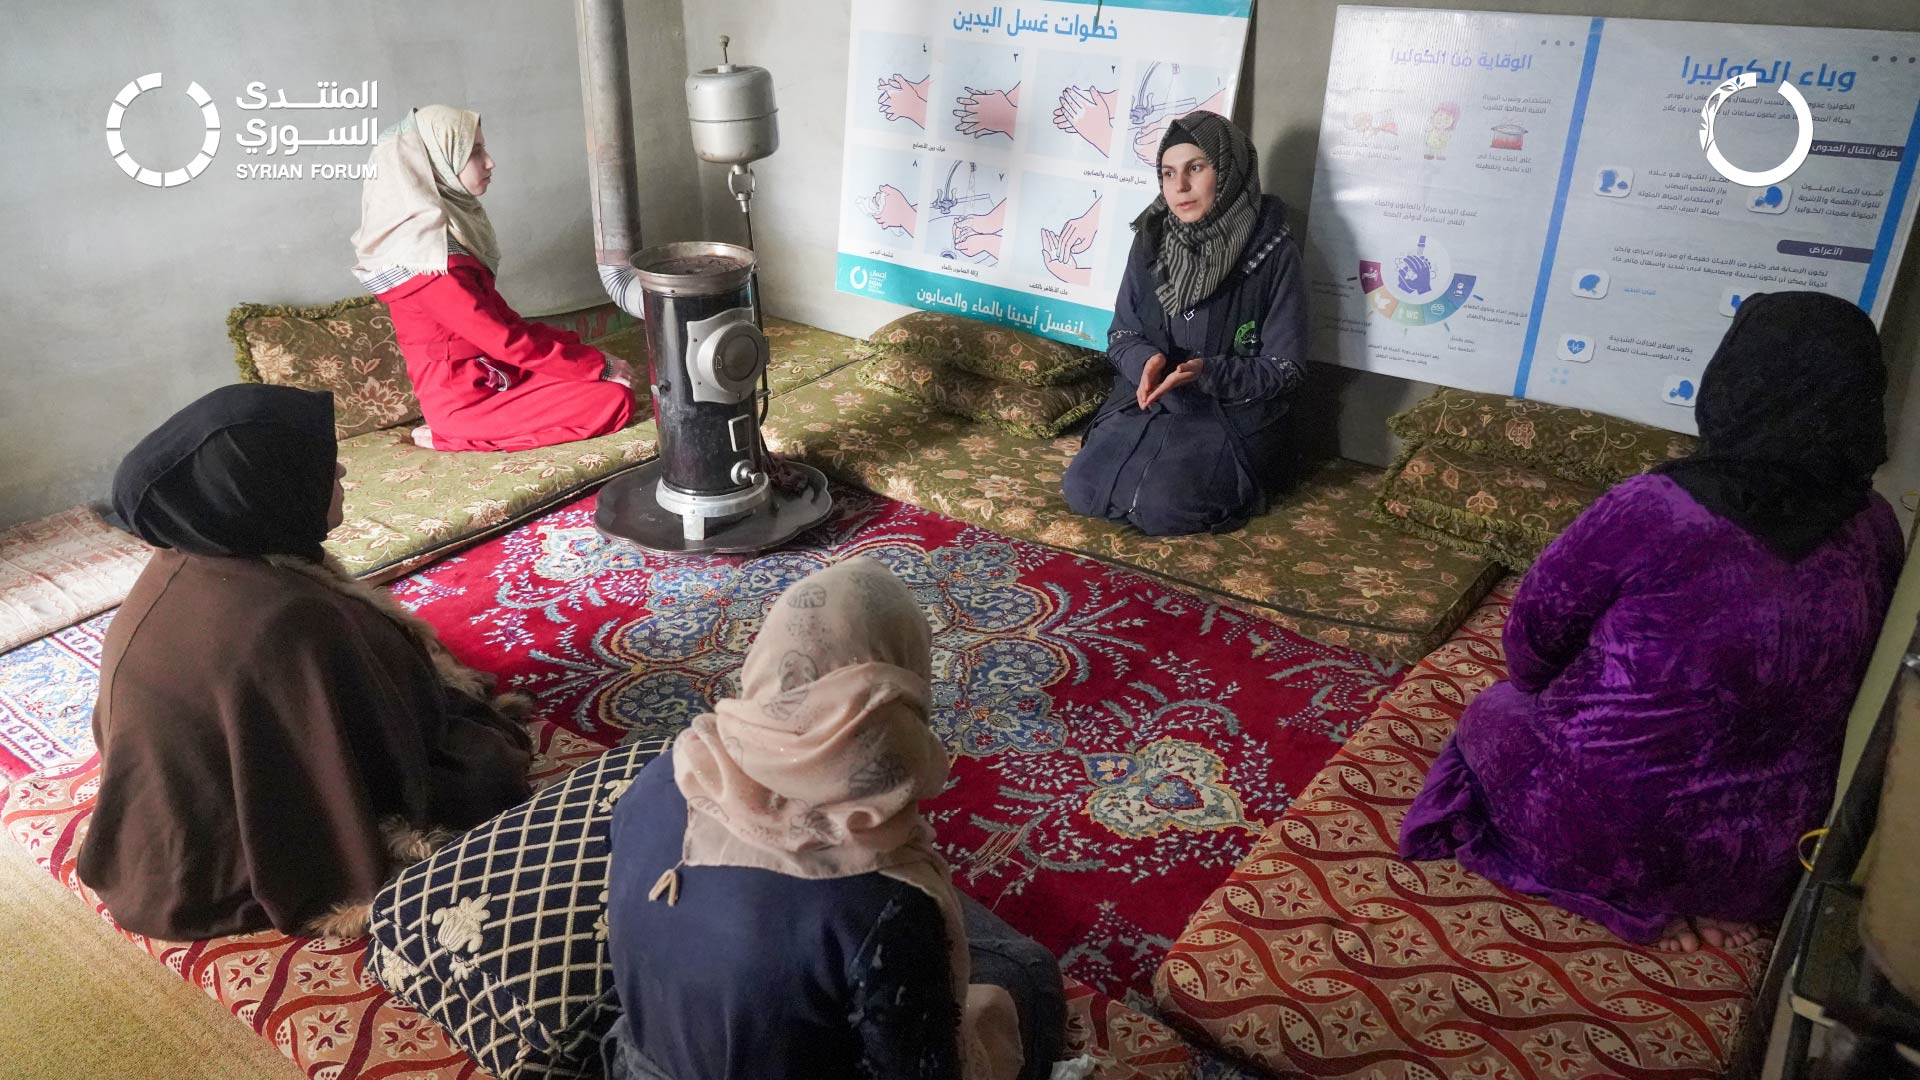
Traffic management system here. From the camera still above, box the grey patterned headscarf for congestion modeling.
[1131,111,1261,313]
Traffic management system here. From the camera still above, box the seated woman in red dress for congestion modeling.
[350,104,635,452]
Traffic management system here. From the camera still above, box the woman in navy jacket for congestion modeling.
[604,559,1064,1080]
[1063,111,1308,535]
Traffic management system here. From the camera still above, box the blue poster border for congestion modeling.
[1858,93,1920,314]
[837,253,1115,347]
[1513,16,1606,399]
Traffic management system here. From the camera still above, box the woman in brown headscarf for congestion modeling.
[78,384,534,940]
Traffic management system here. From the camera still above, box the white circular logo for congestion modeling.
[849,265,869,289]
[1698,72,1813,188]
[106,73,221,187]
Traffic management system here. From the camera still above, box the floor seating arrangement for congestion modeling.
[762,358,1504,665]
[233,297,1511,663]
[0,507,150,657]
[0,310,1782,1080]
[1152,581,1771,1078]
[2,545,1777,1079]
[1373,388,1698,570]
[2,719,1196,1079]
[229,297,875,581]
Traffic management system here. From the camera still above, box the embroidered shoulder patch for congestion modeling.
[1232,320,1260,356]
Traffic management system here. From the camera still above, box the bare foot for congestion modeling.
[411,425,434,450]
[1657,916,1702,954]
[1694,917,1759,949]
[1656,916,1758,953]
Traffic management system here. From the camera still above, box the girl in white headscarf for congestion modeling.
[603,559,1068,1080]
[351,105,636,452]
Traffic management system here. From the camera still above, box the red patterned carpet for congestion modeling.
[0,485,1401,1012]
[393,487,1404,1003]
[0,486,1408,1078]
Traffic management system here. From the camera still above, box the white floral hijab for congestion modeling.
[350,105,500,288]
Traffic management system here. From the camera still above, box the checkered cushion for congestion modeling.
[368,736,672,1079]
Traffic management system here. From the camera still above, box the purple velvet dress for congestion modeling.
[1401,473,1904,942]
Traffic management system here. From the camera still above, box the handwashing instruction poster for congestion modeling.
[1309,6,1920,431]
[835,0,1252,347]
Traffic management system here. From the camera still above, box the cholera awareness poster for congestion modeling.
[836,0,1253,347]
[1308,7,1920,431]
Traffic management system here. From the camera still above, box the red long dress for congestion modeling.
[375,253,636,452]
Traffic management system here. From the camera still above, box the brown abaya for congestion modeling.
[77,385,532,940]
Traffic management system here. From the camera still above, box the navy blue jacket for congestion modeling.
[606,751,962,1080]
[1062,195,1308,535]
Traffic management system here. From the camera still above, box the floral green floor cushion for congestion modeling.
[325,317,872,580]
[1377,442,1602,570]
[229,299,641,443]
[868,310,1106,385]
[764,361,1505,664]
[329,419,661,579]
[229,296,422,439]
[1388,387,1697,487]
[858,351,1104,438]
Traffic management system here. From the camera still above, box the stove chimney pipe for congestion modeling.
[574,0,645,317]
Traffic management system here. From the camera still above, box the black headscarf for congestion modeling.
[1131,111,1262,313]
[112,384,338,561]
[1655,291,1887,560]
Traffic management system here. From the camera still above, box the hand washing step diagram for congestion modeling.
[1307,6,1920,431]
[836,0,1253,348]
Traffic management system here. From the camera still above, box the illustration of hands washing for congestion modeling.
[1053,85,1119,156]
[953,199,1006,260]
[1041,194,1102,285]
[1129,62,1227,166]
[1396,236,1434,296]
[929,161,1008,265]
[859,184,920,237]
[877,73,932,128]
[954,83,1020,139]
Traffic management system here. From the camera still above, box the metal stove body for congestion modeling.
[592,39,831,555]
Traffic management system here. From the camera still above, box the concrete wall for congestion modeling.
[677,0,1920,521]
[0,0,699,527]
[5,1,1915,527]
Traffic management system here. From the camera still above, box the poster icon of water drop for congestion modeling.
[1662,374,1698,408]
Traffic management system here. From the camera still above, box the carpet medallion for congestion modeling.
[392,489,1403,1003]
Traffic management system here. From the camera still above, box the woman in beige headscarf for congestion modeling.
[350,105,637,452]
[603,558,1067,1080]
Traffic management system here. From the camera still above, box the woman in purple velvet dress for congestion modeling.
[1401,291,1905,952]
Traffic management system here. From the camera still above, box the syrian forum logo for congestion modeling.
[106,73,220,187]
[1699,71,1814,187]
[107,73,379,187]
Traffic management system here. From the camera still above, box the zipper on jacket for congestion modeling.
[1127,426,1173,518]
